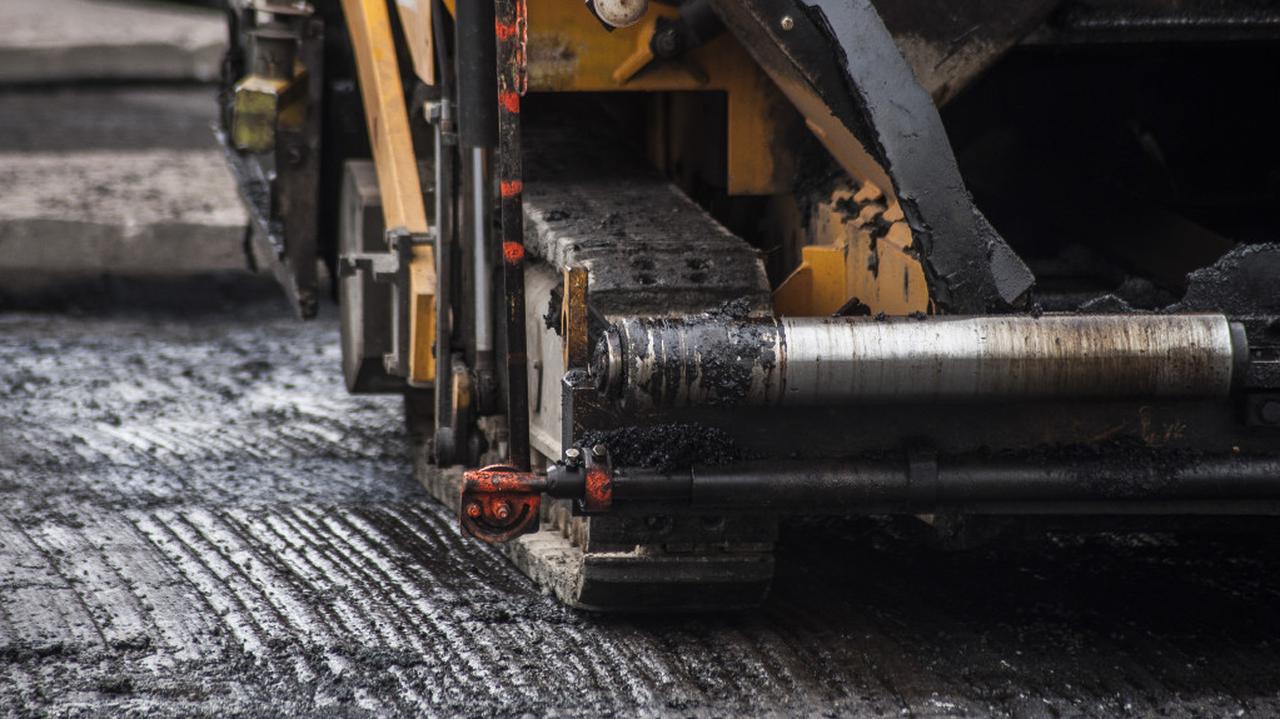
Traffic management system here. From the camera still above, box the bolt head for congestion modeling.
[653,29,680,57]
[780,15,795,31]
[564,447,582,461]
[1261,400,1280,425]
[465,501,482,519]
[591,444,608,460]
[494,501,513,521]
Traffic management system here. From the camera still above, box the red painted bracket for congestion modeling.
[460,465,544,543]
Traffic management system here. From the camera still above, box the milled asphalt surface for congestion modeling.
[4,278,1280,717]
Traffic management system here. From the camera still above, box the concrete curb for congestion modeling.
[0,0,226,84]
[0,149,248,275]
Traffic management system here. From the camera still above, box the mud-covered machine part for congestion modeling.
[217,0,1280,610]
[594,314,1246,407]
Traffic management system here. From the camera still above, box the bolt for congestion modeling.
[653,28,680,58]
[465,501,482,519]
[285,144,306,167]
[780,15,795,31]
[1261,400,1280,425]
[493,501,513,521]
[564,447,582,462]
[591,444,608,461]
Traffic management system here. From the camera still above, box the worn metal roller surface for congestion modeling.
[596,314,1242,407]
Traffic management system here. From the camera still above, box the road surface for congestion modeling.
[2,278,1280,716]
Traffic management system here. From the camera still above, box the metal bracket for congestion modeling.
[458,446,620,543]
[460,465,544,543]
[581,444,614,514]
[338,227,434,377]
[424,99,458,146]
[337,252,400,283]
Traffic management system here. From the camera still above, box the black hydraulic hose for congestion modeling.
[456,0,498,149]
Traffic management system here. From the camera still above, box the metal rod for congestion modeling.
[495,0,531,470]
[432,112,454,433]
[470,145,498,413]
[548,454,1280,515]
[430,0,456,456]
[682,457,1280,509]
[472,146,492,354]
[595,314,1244,407]
[454,0,498,412]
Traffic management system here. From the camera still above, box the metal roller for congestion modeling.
[592,314,1246,407]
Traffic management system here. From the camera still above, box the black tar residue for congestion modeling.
[701,299,777,405]
[1001,439,1204,498]
[579,423,740,472]
[627,299,777,407]
[543,282,563,334]
[1173,242,1280,314]
[706,296,755,320]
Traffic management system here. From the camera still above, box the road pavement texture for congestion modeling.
[3,277,1280,717]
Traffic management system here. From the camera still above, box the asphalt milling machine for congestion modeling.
[219,0,1280,610]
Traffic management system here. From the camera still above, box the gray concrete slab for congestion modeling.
[0,0,226,84]
[0,149,248,274]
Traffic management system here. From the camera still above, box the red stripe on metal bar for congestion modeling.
[498,90,520,114]
[495,20,518,40]
[502,241,525,264]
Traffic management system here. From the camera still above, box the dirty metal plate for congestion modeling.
[521,125,772,318]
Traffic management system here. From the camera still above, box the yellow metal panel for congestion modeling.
[519,3,789,194]
[434,0,789,194]
[409,245,437,383]
[773,182,929,317]
[773,247,845,316]
[342,0,437,384]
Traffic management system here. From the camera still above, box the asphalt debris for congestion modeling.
[579,423,740,472]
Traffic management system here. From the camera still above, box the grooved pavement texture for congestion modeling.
[3,281,1280,716]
